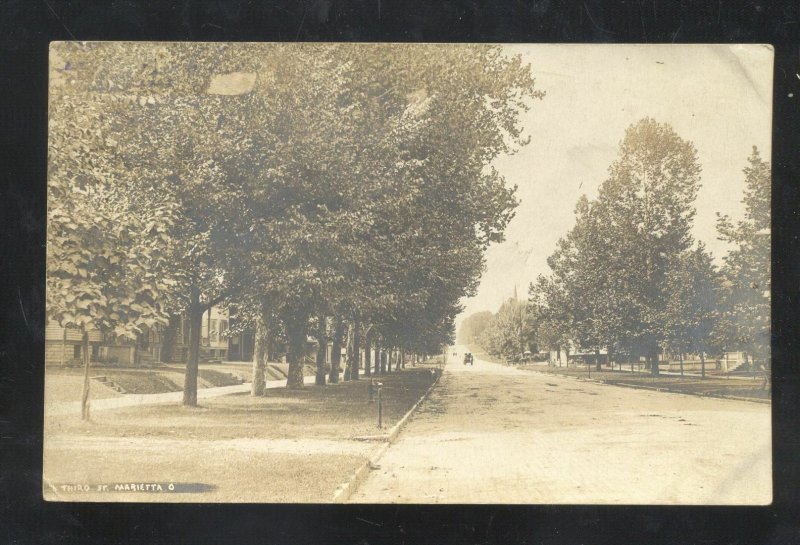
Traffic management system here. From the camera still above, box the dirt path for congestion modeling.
[348,346,771,504]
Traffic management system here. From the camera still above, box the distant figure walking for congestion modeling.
[464,353,474,366]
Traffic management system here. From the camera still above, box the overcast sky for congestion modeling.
[457,44,773,329]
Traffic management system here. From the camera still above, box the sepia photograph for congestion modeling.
[44,42,772,504]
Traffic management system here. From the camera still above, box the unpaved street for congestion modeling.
[349,347,771,504]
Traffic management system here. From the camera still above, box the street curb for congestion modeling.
[529,369,771,405]
[331,369,443,503]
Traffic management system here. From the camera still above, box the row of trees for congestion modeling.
[459,297,533,362]
[464,118,770,378]
[47,43,543,416]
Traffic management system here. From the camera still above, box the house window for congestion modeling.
[73,344,81,359]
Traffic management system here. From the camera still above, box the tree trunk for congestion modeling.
[133,332,141,367]
[380,348,387,374]
[401,347,406,369]
[329,317,344,384]
[61,327,67,366]
[183,289,204,406]
[595,347,601,371]
[251,308,269,396]
[649,342,660,376]
[207,308,212,350]
[363,329,372,377]
[285,312,307,389]
[679,352,684,377]
[699,350,706,379]
[315,314,327,386]
[160,313,181,363]
[80,328,91,421]
[351,317,361,381]
[343,323,353,381]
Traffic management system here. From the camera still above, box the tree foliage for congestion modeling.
[526,121,768,380]
[716,147,771,369]
[47,43,543,401]
[529,118,716,374]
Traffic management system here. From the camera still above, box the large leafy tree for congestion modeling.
[716,147,771,373]
[490,297,536,362]
[663,243,722,377]
[594,118,702,374]
[51,42,281,404]
[47,46,178,419]
[528,275,573,365]
[545,195,612,368]
[531,119,701,375]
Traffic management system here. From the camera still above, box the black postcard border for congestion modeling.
[1,1,799,544]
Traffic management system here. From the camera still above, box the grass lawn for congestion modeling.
[43,368,438,502]
[44,370,123,405]
[523,365,770,401]
[45,362,271,402]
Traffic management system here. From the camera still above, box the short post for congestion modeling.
[377,383,383,428]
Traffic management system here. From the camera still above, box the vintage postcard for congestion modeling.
[44,43,772,503]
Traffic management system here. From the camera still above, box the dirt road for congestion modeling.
[348,346,771,504]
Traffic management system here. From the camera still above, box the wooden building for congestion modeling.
[44,306,232,366]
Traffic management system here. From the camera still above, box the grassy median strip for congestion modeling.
[523,365,770,402]
[43,367,438,502]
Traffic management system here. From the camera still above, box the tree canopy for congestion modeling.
[47,42,543,402]
[467,120,768,380]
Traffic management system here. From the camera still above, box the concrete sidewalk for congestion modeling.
[46,375,319,416]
